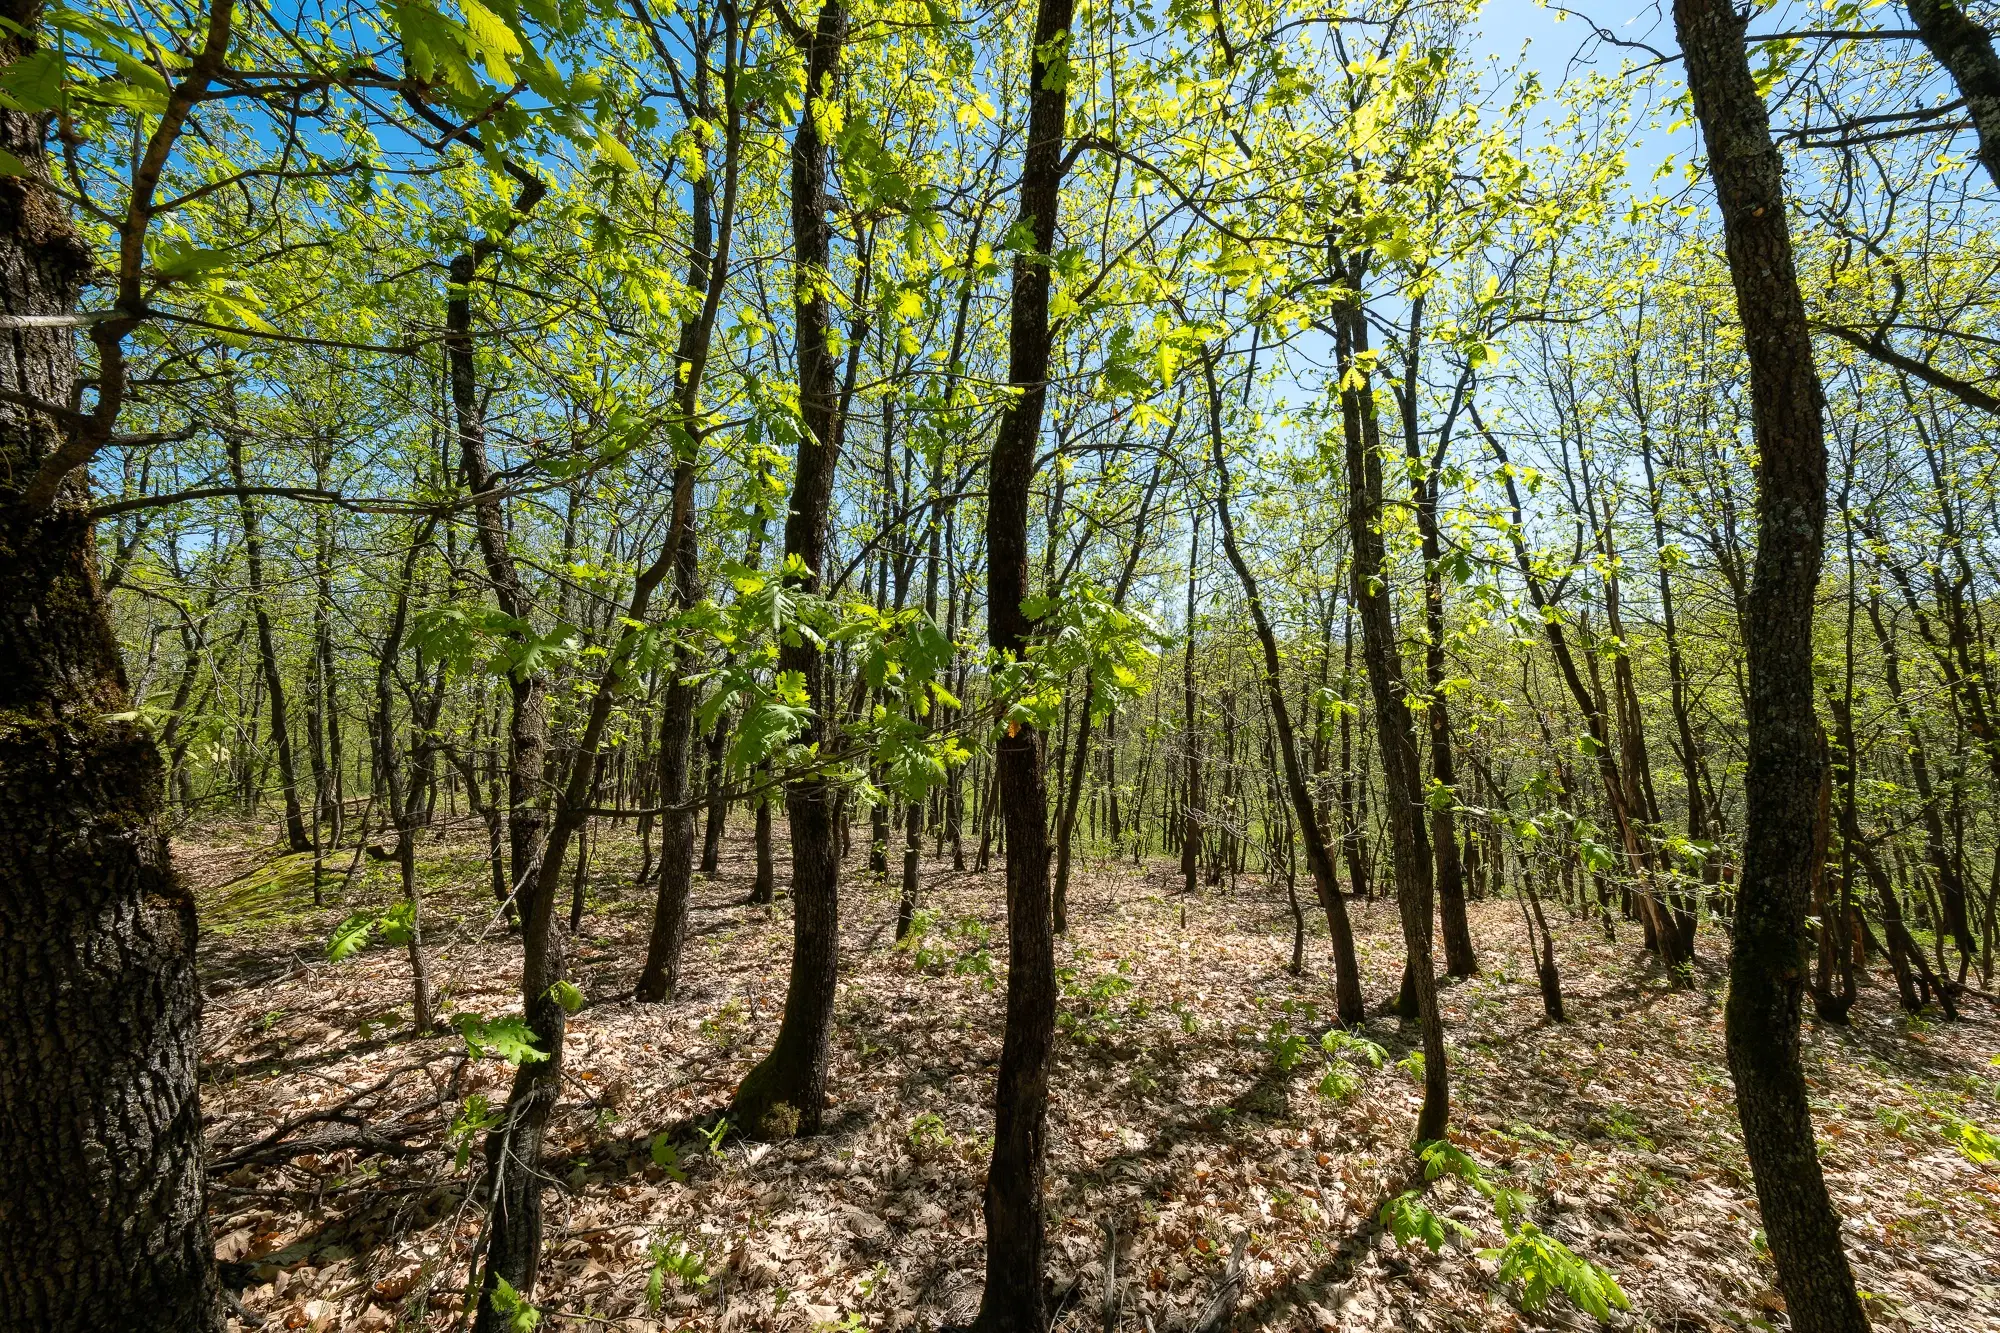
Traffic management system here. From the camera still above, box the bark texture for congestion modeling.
[0,16,221,1324]
[1673,1,1870,1327]
[1907,0,2000,190]
[1335,280,1448,1146]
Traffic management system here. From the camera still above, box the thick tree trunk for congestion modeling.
[728,0,848,1140]
[1673,1,1870,1327]
[0,31,221,1326]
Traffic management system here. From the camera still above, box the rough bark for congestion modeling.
[1907,0,2000,190]
[1673,0,1871,1327]
[0,10,221,1323]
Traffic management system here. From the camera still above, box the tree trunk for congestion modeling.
[970,0,1073,1317]
[225,420,312,851]
[448,240,549,922]
[728,0,848,1140]
[1395,297,1476,978]
[635,656,699,1000]
[1907,0,2000,190]
[1673,0,1870,1326]
[0,25,221,1325]
[1053,463,1161,931]
[752,785,777,904]
[1335,272,1447,1146]
[700,715,727,874]
[1179,513,1204,894]
[1205,354,1365,1024]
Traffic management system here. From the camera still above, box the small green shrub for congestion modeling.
[644,1236,711,1309]
[907,1110,953,1154]
[1390,1140,1630,1321]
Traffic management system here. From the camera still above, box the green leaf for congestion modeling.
[327,912,375,962]
[1482,1223,1630,1319]
[456,1013,549,1065]
[549,980,585,1014]
[1380,1190,1466,1251]
[378,901,417,946]
[489,1273,541,1331]
[460,0,523,81]
[596,129,638,172]
[0,49,63,114]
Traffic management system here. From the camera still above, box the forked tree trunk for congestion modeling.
[1673,0,1870,1326]
[0,19,221,1325]
[1335,272,1447,1146]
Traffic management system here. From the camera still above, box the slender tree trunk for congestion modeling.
[1674,1,1870,1326]
[374,520,440,1035]
[728,0,848,1139]
[628,21,742,997]
[635,644,699,999]
[700,716,727,875]
[1637,415,1713,853]
[1335,269,1447,1145]
[1868,596,1975,969]
[1395,298,1476,978]
[971,0,1072,1317]
[1180,513,1204,894]
[1205,354,1365,1024]
[1053,463,1161,930]
[448,235,549,921]
[225,419,311,851]
[752,788,776,903]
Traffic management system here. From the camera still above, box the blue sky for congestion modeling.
[1471,0,1697,182]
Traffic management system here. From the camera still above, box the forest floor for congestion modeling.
[185,815,2000,1333]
